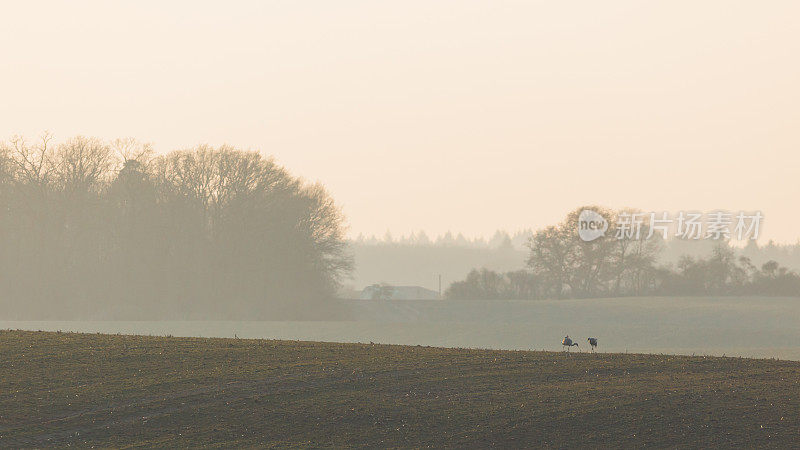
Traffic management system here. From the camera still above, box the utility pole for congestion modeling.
[438,274,442,299]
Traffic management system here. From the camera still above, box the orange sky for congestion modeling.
[3,1,799,242]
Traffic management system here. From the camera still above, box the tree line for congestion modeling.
[353,229,533,250]
[0,135,352,319]
[446,207,800,300]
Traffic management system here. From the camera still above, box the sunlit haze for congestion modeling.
[3,1,799,242]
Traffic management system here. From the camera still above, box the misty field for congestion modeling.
[4,296,800,360]
[1,330,798,447]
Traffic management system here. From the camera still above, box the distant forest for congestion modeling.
[4,135,798,314]
[344,232,529,296]
[0,135,351,319]
[445,208,800,300]
[352,229,534,250]
[351,227,800,270]
[348,212,800,300]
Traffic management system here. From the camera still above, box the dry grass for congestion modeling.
[1,330,798,447]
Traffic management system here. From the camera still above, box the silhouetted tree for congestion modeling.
[445,269,542,300]
[0,136,352,319]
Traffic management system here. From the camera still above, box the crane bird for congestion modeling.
[587,337,598,352]
[562,335,579,353]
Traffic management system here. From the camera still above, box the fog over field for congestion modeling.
[346,234,800,293]
[4,2,800,447]
[1,138,799,361]
[6,296,800,361]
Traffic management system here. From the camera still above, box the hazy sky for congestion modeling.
[3,1,799,242]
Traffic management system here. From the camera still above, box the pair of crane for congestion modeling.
[562,335,598,353]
